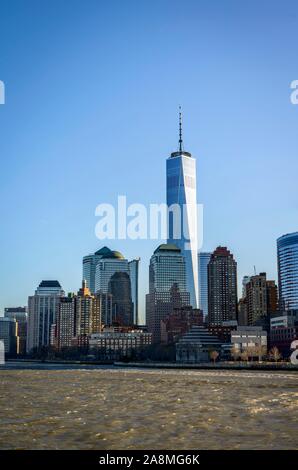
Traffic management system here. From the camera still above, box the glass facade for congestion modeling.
[128,258,140,325]
[146,244,190,342]
[277,232,298,311]
[198,252,211,319]
[167,152,199,308]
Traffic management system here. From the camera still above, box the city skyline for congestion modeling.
[0,0,298,322]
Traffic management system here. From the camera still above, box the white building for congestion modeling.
[94,248,129,293]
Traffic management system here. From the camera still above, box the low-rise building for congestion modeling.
[270,310,298,357]
[89,327,152,360]
[231,326,267,353]
[0,317,17,355]
[176,325,226,363]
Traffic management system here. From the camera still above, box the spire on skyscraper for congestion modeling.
[179,105,183,153]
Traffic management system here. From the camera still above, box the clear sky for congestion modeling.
[0,0,297,322]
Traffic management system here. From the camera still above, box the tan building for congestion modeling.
[243,273,278,326]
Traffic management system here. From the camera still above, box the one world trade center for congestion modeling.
[166,109,199,308]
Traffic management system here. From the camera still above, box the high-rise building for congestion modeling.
[129,258,140,325]
[208,246,238,326]
[0,317,17,355]
[240,273,278,328]
[95,247,129,294]
[83,247,138,323]
[27,280,65,353]
[4,307,27,355]
[108,272,133,326]
[245,273,268,325]
[242,276,251,297]
[82,251,103,294]
[277,232,298,311]
[57,295,76,349]
[146,243,190,343]
[56,285,114,350]
[167,110,199,308]
[198,252,211,319]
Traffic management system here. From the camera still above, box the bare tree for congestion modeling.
[255,345,267,362]
[231,345,240,362]
[210,350,219,364]
[269,346,281,363]
[241,350,249,363]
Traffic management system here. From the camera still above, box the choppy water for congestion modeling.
[0,367,297,449]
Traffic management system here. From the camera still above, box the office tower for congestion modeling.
[129,258,140,325]
[27,280,65,353]
[95,247,129,293]
[208,246,238,325]
[4,307,27,355]
[198,252,211,319]
[277,232,298,311]
[146,243,190,343]
[108,272,133,326]
[0,317,17,355]
[166,110,199,308]
[82,252,102,294]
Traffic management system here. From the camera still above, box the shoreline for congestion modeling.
[1,359,298,372]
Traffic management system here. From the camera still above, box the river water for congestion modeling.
[0,367,297,449]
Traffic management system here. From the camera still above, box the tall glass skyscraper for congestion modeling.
[277,232,298,311]
[167,110,199,308]
[198,252,211,319]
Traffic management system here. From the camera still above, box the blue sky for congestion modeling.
[0,0,297,321]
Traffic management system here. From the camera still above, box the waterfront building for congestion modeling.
[94,247,129,293]
[198,252,211,319]
[146,244,190,343]
[270,310,298,357]
[176,325,225,363]
[108,272,133,326]
[27,281,64,353]
[4,307,27,355]
[208,247,238,325]
[0,340,4,364]
[231,326,267,353]
[161,306,203,344]
[167,110,199,308]
[277,232,298,311]
[0,317,17,355]
[89,327,152,360]
[129,258,140,325]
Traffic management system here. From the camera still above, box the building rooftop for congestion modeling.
[38,280,61,288]
[94,246,125,259]
[154,243,181,254]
